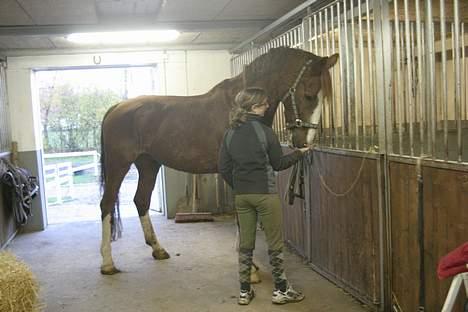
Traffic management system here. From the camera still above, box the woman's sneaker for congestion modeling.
[238,288,255,305]
[272,284,305,304]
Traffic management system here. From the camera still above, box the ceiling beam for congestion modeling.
[231,0,323,53]
[0,20,274,36]
[0,43,235,57]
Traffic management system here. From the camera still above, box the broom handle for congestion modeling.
[192,174,199,213]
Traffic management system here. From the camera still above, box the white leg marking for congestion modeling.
[307,91,323,145]
[100,214,115,270]
[140,213,163,251]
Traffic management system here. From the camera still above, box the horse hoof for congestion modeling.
[100,266,121,275]
[250,271,261,284]
[153,249,170,260]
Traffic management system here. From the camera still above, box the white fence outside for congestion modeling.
[43,151,99,204]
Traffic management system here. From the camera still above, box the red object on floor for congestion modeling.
[437,242,468,280]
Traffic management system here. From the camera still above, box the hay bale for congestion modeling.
[0,251,41,312]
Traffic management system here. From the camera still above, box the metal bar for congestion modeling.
[375,0,393,155]
[440,0,448,159]
[325,8,332,146]
[394,0,403,155]
[425,0,436,158]
[410,22,417,155]
[338,1,346,148]
[331,5,337,147]
[415,0,425,155]
[462,24,466,121]
[308,16,313,52]
[404,0,414,156]
[319,10,324,56]
[350,0,359,149]
[358,0,366,150]
[453,0,462,161]
[314,14,318,54]
[365,0,375,148]
[344,0,352,149]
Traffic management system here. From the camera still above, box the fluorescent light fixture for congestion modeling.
[66,30,180,44]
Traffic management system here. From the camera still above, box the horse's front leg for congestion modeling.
[100,214,120,274]
[140,212,170,260]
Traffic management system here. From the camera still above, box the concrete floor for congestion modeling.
[7,215,369,312]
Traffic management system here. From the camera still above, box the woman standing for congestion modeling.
[218,87,310,305]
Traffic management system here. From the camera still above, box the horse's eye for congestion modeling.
[305,94,316,101]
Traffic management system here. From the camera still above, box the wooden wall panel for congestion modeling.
[424,166,468,312]
[389,162,420,311]
[390,161,468,312]
[308,151,381,306]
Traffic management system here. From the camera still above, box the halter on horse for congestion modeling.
[98,47,338,275]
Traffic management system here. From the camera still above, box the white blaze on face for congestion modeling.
[306,90,323,145]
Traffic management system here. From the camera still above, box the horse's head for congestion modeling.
[281,52,339,148]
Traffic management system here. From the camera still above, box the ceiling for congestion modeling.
[0,0,307,56]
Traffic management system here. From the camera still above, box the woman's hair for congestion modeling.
[229,87,267,127]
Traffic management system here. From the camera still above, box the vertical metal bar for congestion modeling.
[319,10,324,56]
[314,14,318,54]
[331,5,337,147]
[425,0,436,158]
[325,8,331,146]
[301,24,305,49]
[358,0,366,150]
[350,0,359,149]
[373,0,393,307]
[325,9,330,55]
[415,0,425,155]
[308,16,313,52]
[453,0,462,161]
[462,24,466,121]
[338,1,346,148]
[292,29,296,47]
[365,0,375,148]
[344,0,352,148]
[404,0,414,156]
[394,0,403,155]
[440,0,448,159]
[410,22,417,154]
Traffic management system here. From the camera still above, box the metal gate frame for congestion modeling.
[231,1,467,311]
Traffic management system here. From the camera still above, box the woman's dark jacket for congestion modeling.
[218,114,302,194]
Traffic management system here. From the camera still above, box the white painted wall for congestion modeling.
[5,49,231,221]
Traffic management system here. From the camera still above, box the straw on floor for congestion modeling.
[0,251,41,312]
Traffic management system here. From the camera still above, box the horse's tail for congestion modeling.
[100,104,118,192]
[100,104,122,240]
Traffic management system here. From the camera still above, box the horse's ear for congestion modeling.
[325,54,339,69]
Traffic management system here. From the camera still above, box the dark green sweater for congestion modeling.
[218,114,302,194]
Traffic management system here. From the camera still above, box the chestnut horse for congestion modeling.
[99,47,338,274]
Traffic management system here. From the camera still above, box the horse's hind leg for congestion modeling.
[134,155,170,260]
[100,162,131,275]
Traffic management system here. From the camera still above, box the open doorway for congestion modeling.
[35,65,164,224]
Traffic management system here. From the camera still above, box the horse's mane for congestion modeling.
[243,47,333,99]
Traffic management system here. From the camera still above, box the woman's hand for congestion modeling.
[297,145,313,154]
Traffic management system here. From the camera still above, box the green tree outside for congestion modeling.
[40,84,121,153]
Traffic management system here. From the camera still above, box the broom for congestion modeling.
[174,174,214,223]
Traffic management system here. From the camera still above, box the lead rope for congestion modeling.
[314,146,375,197]
[286,158,305,205]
